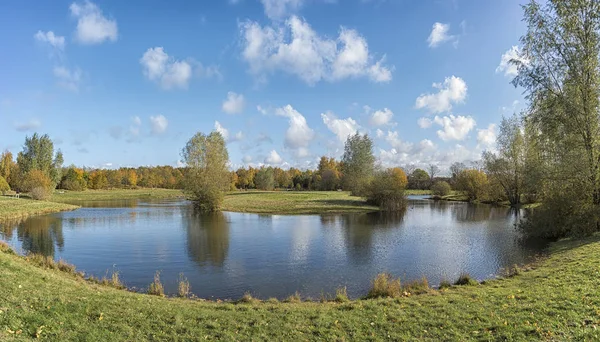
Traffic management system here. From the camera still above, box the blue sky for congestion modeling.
[0,0,526,171]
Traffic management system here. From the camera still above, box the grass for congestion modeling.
[2,235,600,340]
[0,197,79,221]
[50,188,184,203]
[221,191,379,214]
[1,236,600,340]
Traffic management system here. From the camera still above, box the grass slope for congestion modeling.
[0,197,78,221]
[2,237,600,340]
[221,191,378,214]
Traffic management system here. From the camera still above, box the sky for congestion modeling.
[0,0,527,172]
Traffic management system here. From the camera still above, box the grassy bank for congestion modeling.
[221,191,378,214]
[50,188,184,203]
[1,236,600,340]
[0,197,79,221]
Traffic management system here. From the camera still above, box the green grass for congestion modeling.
[50,188,184,203]
[405,189,433,195]
[0,197,79,221]
[221,191,379,214]
[2,236,600,340]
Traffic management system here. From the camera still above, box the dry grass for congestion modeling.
[0,197,78,221]
[177,273,191,298]
[366,273,402,298]
[148,271,165,296]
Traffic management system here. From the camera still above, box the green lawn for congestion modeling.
[1,235,600,340]
[221,191,379,214]
[0,197,78,221]
[50,188,184,203]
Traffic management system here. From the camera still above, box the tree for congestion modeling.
[181,131,230,211]
[16,133,63,190]
[483,115,526,206]
[341,133,375,196]
[427,164,440,183]
[512,0,600,237]
[367,167,408,211]
[60,167,87,191]
[23,170,53,200]
[0,150,15,187]
[0,175,9,195]
[316,156,341,190]
[255,167,275,191]
[431,181,451,197]
[409,169,430,190]
[455,169,489,201]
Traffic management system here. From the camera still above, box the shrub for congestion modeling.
[454,273,478,286]
[430,181,451,197]
[239,292,257,303]
[23,170,53,200]
[0,175,9,194]
[285,292,302,303]
[148,271,165,296]
[438,278,452,289]
[177,273,191,298]
[367,273,402,298]
[455,169,489,201]
[335,287,349,303]
[403,276,430,295]
[366,168,407,211]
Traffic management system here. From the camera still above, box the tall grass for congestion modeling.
[177,273,191,298]
[148,271,165,296]
[367,273,402,298]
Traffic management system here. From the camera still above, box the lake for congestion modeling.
[0,196,547,299]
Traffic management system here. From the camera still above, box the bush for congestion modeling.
[335,287,349,303]
[455,169,489,201]
[430,181,451,197]
[454,273,478,286]
[366,168,407,211]
[367,273,402,298]
[23,170,53,200]
[0,175,10,194]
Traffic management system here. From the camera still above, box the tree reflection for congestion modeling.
[0,215,64,256]
[184,210,230,267]
[339,209,406,264]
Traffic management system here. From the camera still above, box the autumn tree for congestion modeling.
[455,169,489,201]
[0,176,9,194]
[367,167,408,211]
[341,133,375,196]
[0,150,16,188]
[16,133,63,190]
[181,131,230,211]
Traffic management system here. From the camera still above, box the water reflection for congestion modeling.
[0,215,64,256]
[184,210,230,267]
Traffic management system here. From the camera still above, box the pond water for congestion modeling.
[0,196,547,299]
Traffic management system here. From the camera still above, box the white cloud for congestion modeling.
[15,119,42,132]
[222,92,245,114]
[150,115,168,134]
[34,30,65,51]
[383,131,413,153]
[53,66,82,92]
[140,47,193,90]
[239,16,392,85]
[242,155,253,163]
[433,115,476,141]
[69,1,118,44]
[214,121,243,142]
[376,128,384,138]
[415,76,467,114]
[427,22,456,48]
[265,149,284,164]
[133,116,141,126]
[257,105,268,115]
[275,105,315,154]
[477,123,497,147]
[369,108,393,126]
[417,117,433,128]
[496,46,529,77]
[321,111,360,142]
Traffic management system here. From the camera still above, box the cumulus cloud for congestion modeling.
[240,16,392,85]
[427,22,457,48]
[260,0,304,20]
[222,92,245,114]
[214,121,243,142]
[34,30,65,51]
[150,115,168,134]
[415,76,467,114]
[242,155,253,163]
[477,123,497,147]
[70,0,118,44]
[275,105,315,156]
[140,47,192,90]
[53,66,82,92]
[15,119,42,132]
[369,108,393,126]
[265,150,283,164]
[496,46,529,77]
[321,111,360,142]
[417,117,433,128]
[433,115,476,141]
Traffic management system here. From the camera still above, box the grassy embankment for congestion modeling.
[0,197,78,221]
[1,235,600,340]
[49,188,185,203]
